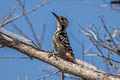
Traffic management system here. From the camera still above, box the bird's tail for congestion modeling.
[66,53,78,65]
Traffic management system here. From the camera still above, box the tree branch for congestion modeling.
[0,32,119,80]
[0,0,48,29]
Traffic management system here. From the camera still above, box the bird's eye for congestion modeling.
[61,17,64,20]
[64,18,68,23]
[64,18,67,21]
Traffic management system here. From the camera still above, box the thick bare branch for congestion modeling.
[0,32,119,80]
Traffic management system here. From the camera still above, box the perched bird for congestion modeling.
[52,12,77,64]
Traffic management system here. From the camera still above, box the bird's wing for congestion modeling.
[55,31,78,64]
[56,31,73,53]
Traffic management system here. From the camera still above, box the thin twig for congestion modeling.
[2,2,19,23]
[81,41,85,61]
[0,57,28,59]
[98,53,120,69]
[79,24,120,70]
[18,0,41,48]
[69,29,82,45]
[37,70,60,80]
[40,69,80,80]
[99,16,116,46]
[40,24,46,48]
[61,72,64,80]
[0,0,48,29]
[12,23,28,38]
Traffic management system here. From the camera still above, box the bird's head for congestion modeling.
[52,12,68,32]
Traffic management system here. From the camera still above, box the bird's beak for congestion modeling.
[51,12,59,22]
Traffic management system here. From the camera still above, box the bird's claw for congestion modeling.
[48,52,59,60]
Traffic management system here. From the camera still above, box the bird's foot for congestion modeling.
[48,51,59,60]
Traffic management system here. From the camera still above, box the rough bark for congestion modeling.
[0,32,120,80]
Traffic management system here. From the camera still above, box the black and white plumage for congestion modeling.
[52,12,77,64]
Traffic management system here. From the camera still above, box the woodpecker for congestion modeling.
[52,12,77,64]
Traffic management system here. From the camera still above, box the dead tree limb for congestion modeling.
[0,32,119,80]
